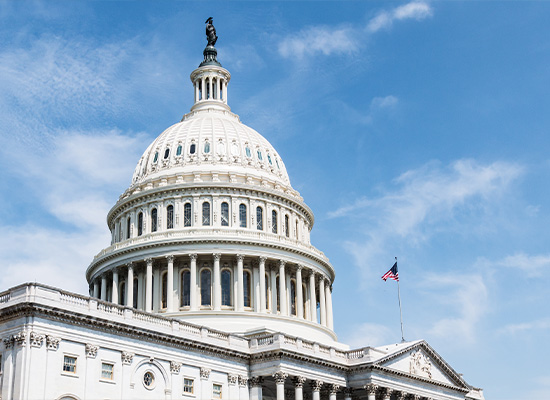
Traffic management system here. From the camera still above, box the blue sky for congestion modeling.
[1,1,549,398]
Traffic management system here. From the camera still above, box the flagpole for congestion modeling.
[396,257,405,342]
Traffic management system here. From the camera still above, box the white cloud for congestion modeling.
[424,273,488,343]
[498,318,550,335]
[493,252,550,277]
[367,1,433,33]
[278,26,357,59]
[371,95,399,109]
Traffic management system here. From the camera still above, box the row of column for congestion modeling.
[92,254,334,330]
[249,377,427,400]
[194,75,227,103]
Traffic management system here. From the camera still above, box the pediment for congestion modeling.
[374,341,468,389]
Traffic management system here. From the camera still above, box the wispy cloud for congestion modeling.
[367,2,434,33]
[278,26,357,59]
[486,252,550,278]
[498,318,550,335]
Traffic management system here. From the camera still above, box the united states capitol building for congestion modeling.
[0,22,484,400]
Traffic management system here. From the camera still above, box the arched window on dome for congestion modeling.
[133,278,138,309]
[184,203,192,227]
[221,202,229,226]
[176,144,182,156]
[267,154,273,165]
[239,204,247,228]
[137,212,143,236]
[265,274,270,310]
[164,148,170,160]
[290,279,297,316]
[153,151,159,163]
[200,269,212,307]
[126,217,131,239]
[151,208,158,232]
[272,210,278,234]
[245,146,251,158]
[243,270,252,308]
[221,269,232,306]
[285,215,290,238]
[181,270,190,307]
[204,141,211,154]
[257,149,263,161]
[161,272,167,309]
[166,205,174,229]
[190,143,196,154]
[202,202,211,226]
[256,207,263,231]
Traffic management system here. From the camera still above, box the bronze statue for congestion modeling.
[205,17,218,46]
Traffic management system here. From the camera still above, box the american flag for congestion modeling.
[382,262,399,281]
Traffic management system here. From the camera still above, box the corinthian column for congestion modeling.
[259,256,267,313]
[311,380,323,400]
[329,384,340,400]
[319,277,326,327]
[325,280,333,329]
[273,372,287,400]
[145,258,153,312]
[279,260,287,316]
[126,263,134,307]
[293,376,306,400]
[309,271,317,323]
[236,254,244,311]
[100,275,107,301]
[270,265,277,314]
[249,377,263,400]
[189,254,198,311]
[213,253,221,311]
[166,255,174,312]
[112,269,119,305]
[364,384,378,400]
[296,265,304,319]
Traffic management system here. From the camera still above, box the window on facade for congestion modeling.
[161,272,167,309]
[101,362,114,380]
[221,269,232,306]
[125,217,131,240]
[190,143,196,154]
[133,278,138,308]
[153,152,159,163]
[290,280,297,316]
[63,356,77,374]
[143,371,154,388]
[176,145,182,156]
[167,205,174,229]
[164,148,170,159]
[243,271,251,308]
[285,215,289,238]
[204,141,210,154]
[239,204,247,228]
[184,203,192,227]
[202,202,211,226]
[151,208,158,232]
[200,269,212,306]
[213,383,222,399]
[256,207,263,230]
[221,202,229,226]
[181,270,190,307]
[183,378,194,394]
[137,212,143,236]
[272,210,278,234]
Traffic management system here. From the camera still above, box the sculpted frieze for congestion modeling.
[410,350,432,379]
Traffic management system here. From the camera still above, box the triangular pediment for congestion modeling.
[374,341,468,389]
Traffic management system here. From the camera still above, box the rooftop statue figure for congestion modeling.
[205,17,218,46]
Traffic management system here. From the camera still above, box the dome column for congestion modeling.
[296,265,304,319]
[100,275,107,301]
[126,263,134,307]
[145,258,153,312]
[93,280,99,298]
[213,253,221,311]
[208,76,213,100]
[190,254,198,311]
[326,280,334,330]
[279,260,287,316]
[270,265,277,314]
[112,269,119,305]
[319,277,327,327]
[236,254,244,311]
[166,255,174,312]
[259,256,267,313]
[309,271,317,323]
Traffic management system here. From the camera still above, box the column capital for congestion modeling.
[259,256,267,264]
[238,375,248,387]
[342,387,354,397]
[296,264,304,272]
[236,254,244,262]
[292,376,307,388]
[310,380,324,392]
[213,253,221,261]
[189,253,198,261]
[228,374,238,385]
[394,392,407,400]
[329,384,340,394]
[248,376,264,387]
[279,259,286,267]
[409,395,421,400]
[272,371,288,384]
[200,367,211,380]
[166,255,175,263]
[364,384,378,395]
[381,387,393,398]
[126,262,134,269]
[145,257,153,266]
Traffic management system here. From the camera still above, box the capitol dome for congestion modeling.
[86,38,337,345]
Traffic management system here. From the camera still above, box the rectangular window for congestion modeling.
[183,378,194,394]
[101,362,114,380]
[213,383,222,399]
[63,355,77,374]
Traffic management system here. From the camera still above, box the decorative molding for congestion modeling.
[85,343,99,358]
[170,361,182,374]
[292,376,307,388]
[3,337,13,350]
[46,335,60,351]
[272,371,288,384]
[248,376,264,387]
[238,375,248,387]
[200,367,211,379]
[29,331,45,348]
[121,351,134,365]
[311,380,324,391]
[364,384,378,395]
[13,330,27,346]
[228,374,238,385]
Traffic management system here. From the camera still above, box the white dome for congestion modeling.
[131,108,291,189]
